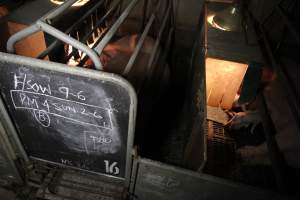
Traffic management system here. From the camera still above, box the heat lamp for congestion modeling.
[50,0,90,7]
[207,1,242,32]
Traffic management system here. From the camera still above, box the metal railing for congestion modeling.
[7,0,173,77]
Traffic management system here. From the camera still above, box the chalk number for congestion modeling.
[104,160,119,175]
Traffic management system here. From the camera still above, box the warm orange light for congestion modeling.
[206,57,248,109]
[67,27,108,66]
[50,0,90,7]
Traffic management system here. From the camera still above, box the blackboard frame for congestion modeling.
[0,52,137,186]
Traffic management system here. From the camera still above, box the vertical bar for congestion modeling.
[7,24,41,53]
[37,0,106,59]
[123,15,155,75]
[146,4,170,79]
[0,97,29,163]
[37,20,103,70]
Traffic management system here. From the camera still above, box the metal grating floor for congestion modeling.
[204,120,237,178]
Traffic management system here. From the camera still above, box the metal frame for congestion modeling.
[6,0,103,69]
[0,52,137,188]
[0,96,29,163]
[37,0,108,60]
[4,0,173,189]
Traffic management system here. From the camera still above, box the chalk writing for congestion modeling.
[11,90,112,129]
[10,73,117,129]
[14,74,51,95]
[144,173,180,190]
[61,159,73,166]
[83,131,113,154]
[58,86,86,101]
[33,110,50,127]
[104,160,119,175]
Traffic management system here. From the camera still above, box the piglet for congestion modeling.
[225,110,262,133]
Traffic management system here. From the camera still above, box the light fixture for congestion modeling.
[50,0,90,7]
[208,3,242,32]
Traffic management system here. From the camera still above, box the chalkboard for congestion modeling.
[0,52,137,180]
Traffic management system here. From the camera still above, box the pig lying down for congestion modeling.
[85,34,169,90]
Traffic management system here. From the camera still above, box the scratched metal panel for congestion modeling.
[134,158,284,200]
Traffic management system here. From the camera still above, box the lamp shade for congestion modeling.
[212,5,242,32]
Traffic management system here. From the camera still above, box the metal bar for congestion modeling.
[65,0,121,64]
[259,24,300,131]
[42,0,79,22]
[123,0,164,75]
[142,0,149,30]
[6,24,41,53]
[123,15,155,75]
[0,97,29,163]
[146,4,170,79]
[93,0,139,60]
[76,28,109,67]
[37,0,106,59]
[276,6,300,45]
[37,20,103,70]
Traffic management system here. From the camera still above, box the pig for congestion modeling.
[225,110,262,134]
[86,34,169,90]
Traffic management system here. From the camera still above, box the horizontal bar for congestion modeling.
[93,0,139,69]
[37,20,103,70]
